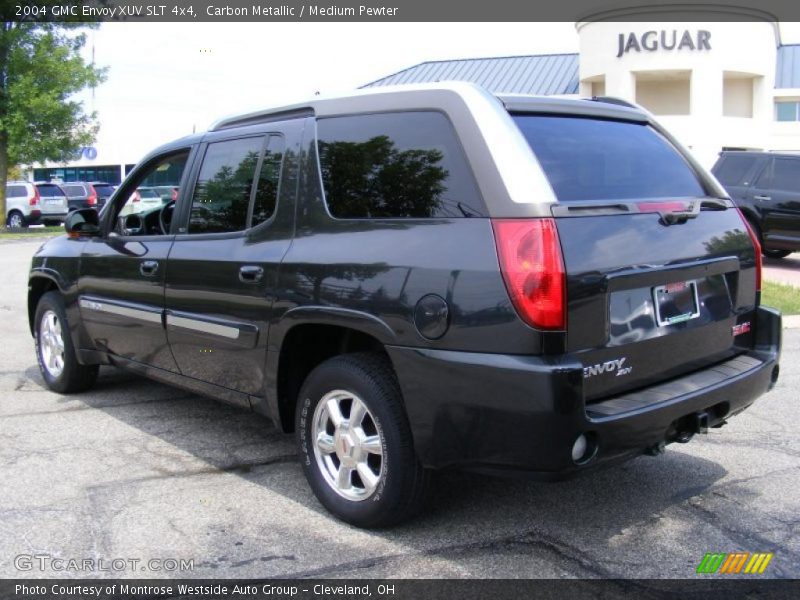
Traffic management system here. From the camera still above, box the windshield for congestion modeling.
[512,115,706,202]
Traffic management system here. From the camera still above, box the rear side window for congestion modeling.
[190,137,264,234]
[317,112,485,218]
[36,184,64,198]
[6,185,26,198]
[713,154,758,186]
[512,115,705,202]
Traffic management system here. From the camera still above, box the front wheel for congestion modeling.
[34,291,99,393]
[296,353,429,528]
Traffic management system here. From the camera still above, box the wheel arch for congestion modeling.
[269,308,398,433]
[28,272,64,336]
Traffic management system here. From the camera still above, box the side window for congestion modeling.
[316,112,485,219]
[770,158,800,193]
[189,137,266,234]
[115,151,189,235]
[251,135,284,228]
[7,185,26,198]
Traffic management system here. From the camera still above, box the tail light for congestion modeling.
[131,190,141,203]
[87,187,97,206]
[171,187,178,201]
[492,218,566,330]
[29,187,40,206]
[736,208,762,292]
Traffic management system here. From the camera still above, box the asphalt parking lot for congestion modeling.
[1,237,799,580]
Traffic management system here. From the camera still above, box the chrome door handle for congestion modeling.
[239,265,264,283]
[140,260,159,276]
[754,195,772,201]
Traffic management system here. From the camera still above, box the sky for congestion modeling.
[79,22,800,163]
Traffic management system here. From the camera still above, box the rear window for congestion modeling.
[512,115,705,202]
[63,185,85,197]
[36,184,64,198]
[92,183,114,198]
[139,188,160,199]
[713,154,758,186]
[317,111,485,218]
[92,184,114,198]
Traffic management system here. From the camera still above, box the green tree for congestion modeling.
[0,20,105,226]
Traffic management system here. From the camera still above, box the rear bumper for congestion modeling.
[23,210,42,225]
[387,306,781,478]
[38,211,68,222]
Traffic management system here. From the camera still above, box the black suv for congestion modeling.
[28,84,781,527]
[712,151,800,259]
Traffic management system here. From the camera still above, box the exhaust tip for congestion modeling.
[571,433,598,464]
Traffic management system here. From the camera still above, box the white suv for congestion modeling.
[5,181,69,228]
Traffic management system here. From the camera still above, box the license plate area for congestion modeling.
[653,280,700,326]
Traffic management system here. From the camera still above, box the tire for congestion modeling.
[763,248,792,259]
[744,217,790,259]
[34,291,99,394]
[296,352,429,528]
[7,211,26,229]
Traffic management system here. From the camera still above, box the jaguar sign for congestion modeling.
[617,30,711,57]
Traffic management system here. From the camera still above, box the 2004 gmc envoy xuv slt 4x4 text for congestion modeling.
[28,82,782,527]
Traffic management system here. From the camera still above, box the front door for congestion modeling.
[164,128,295,398]
[78,148,194,371]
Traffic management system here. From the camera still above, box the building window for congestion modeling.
[776,101,800,122]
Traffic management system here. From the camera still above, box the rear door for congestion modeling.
[747,156,800,250]
[164,123,297,399]
[512,114,759,402]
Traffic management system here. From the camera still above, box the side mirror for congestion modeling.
[64,208,101,238]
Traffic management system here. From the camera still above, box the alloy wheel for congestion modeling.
[312,390,384,501]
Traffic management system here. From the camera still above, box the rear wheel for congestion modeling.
[34,291,98,393]
[7,211,25,229]
[296,353,428,527]
[744,217,791,259]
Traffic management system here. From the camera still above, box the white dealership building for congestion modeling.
[366,16,800,168]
